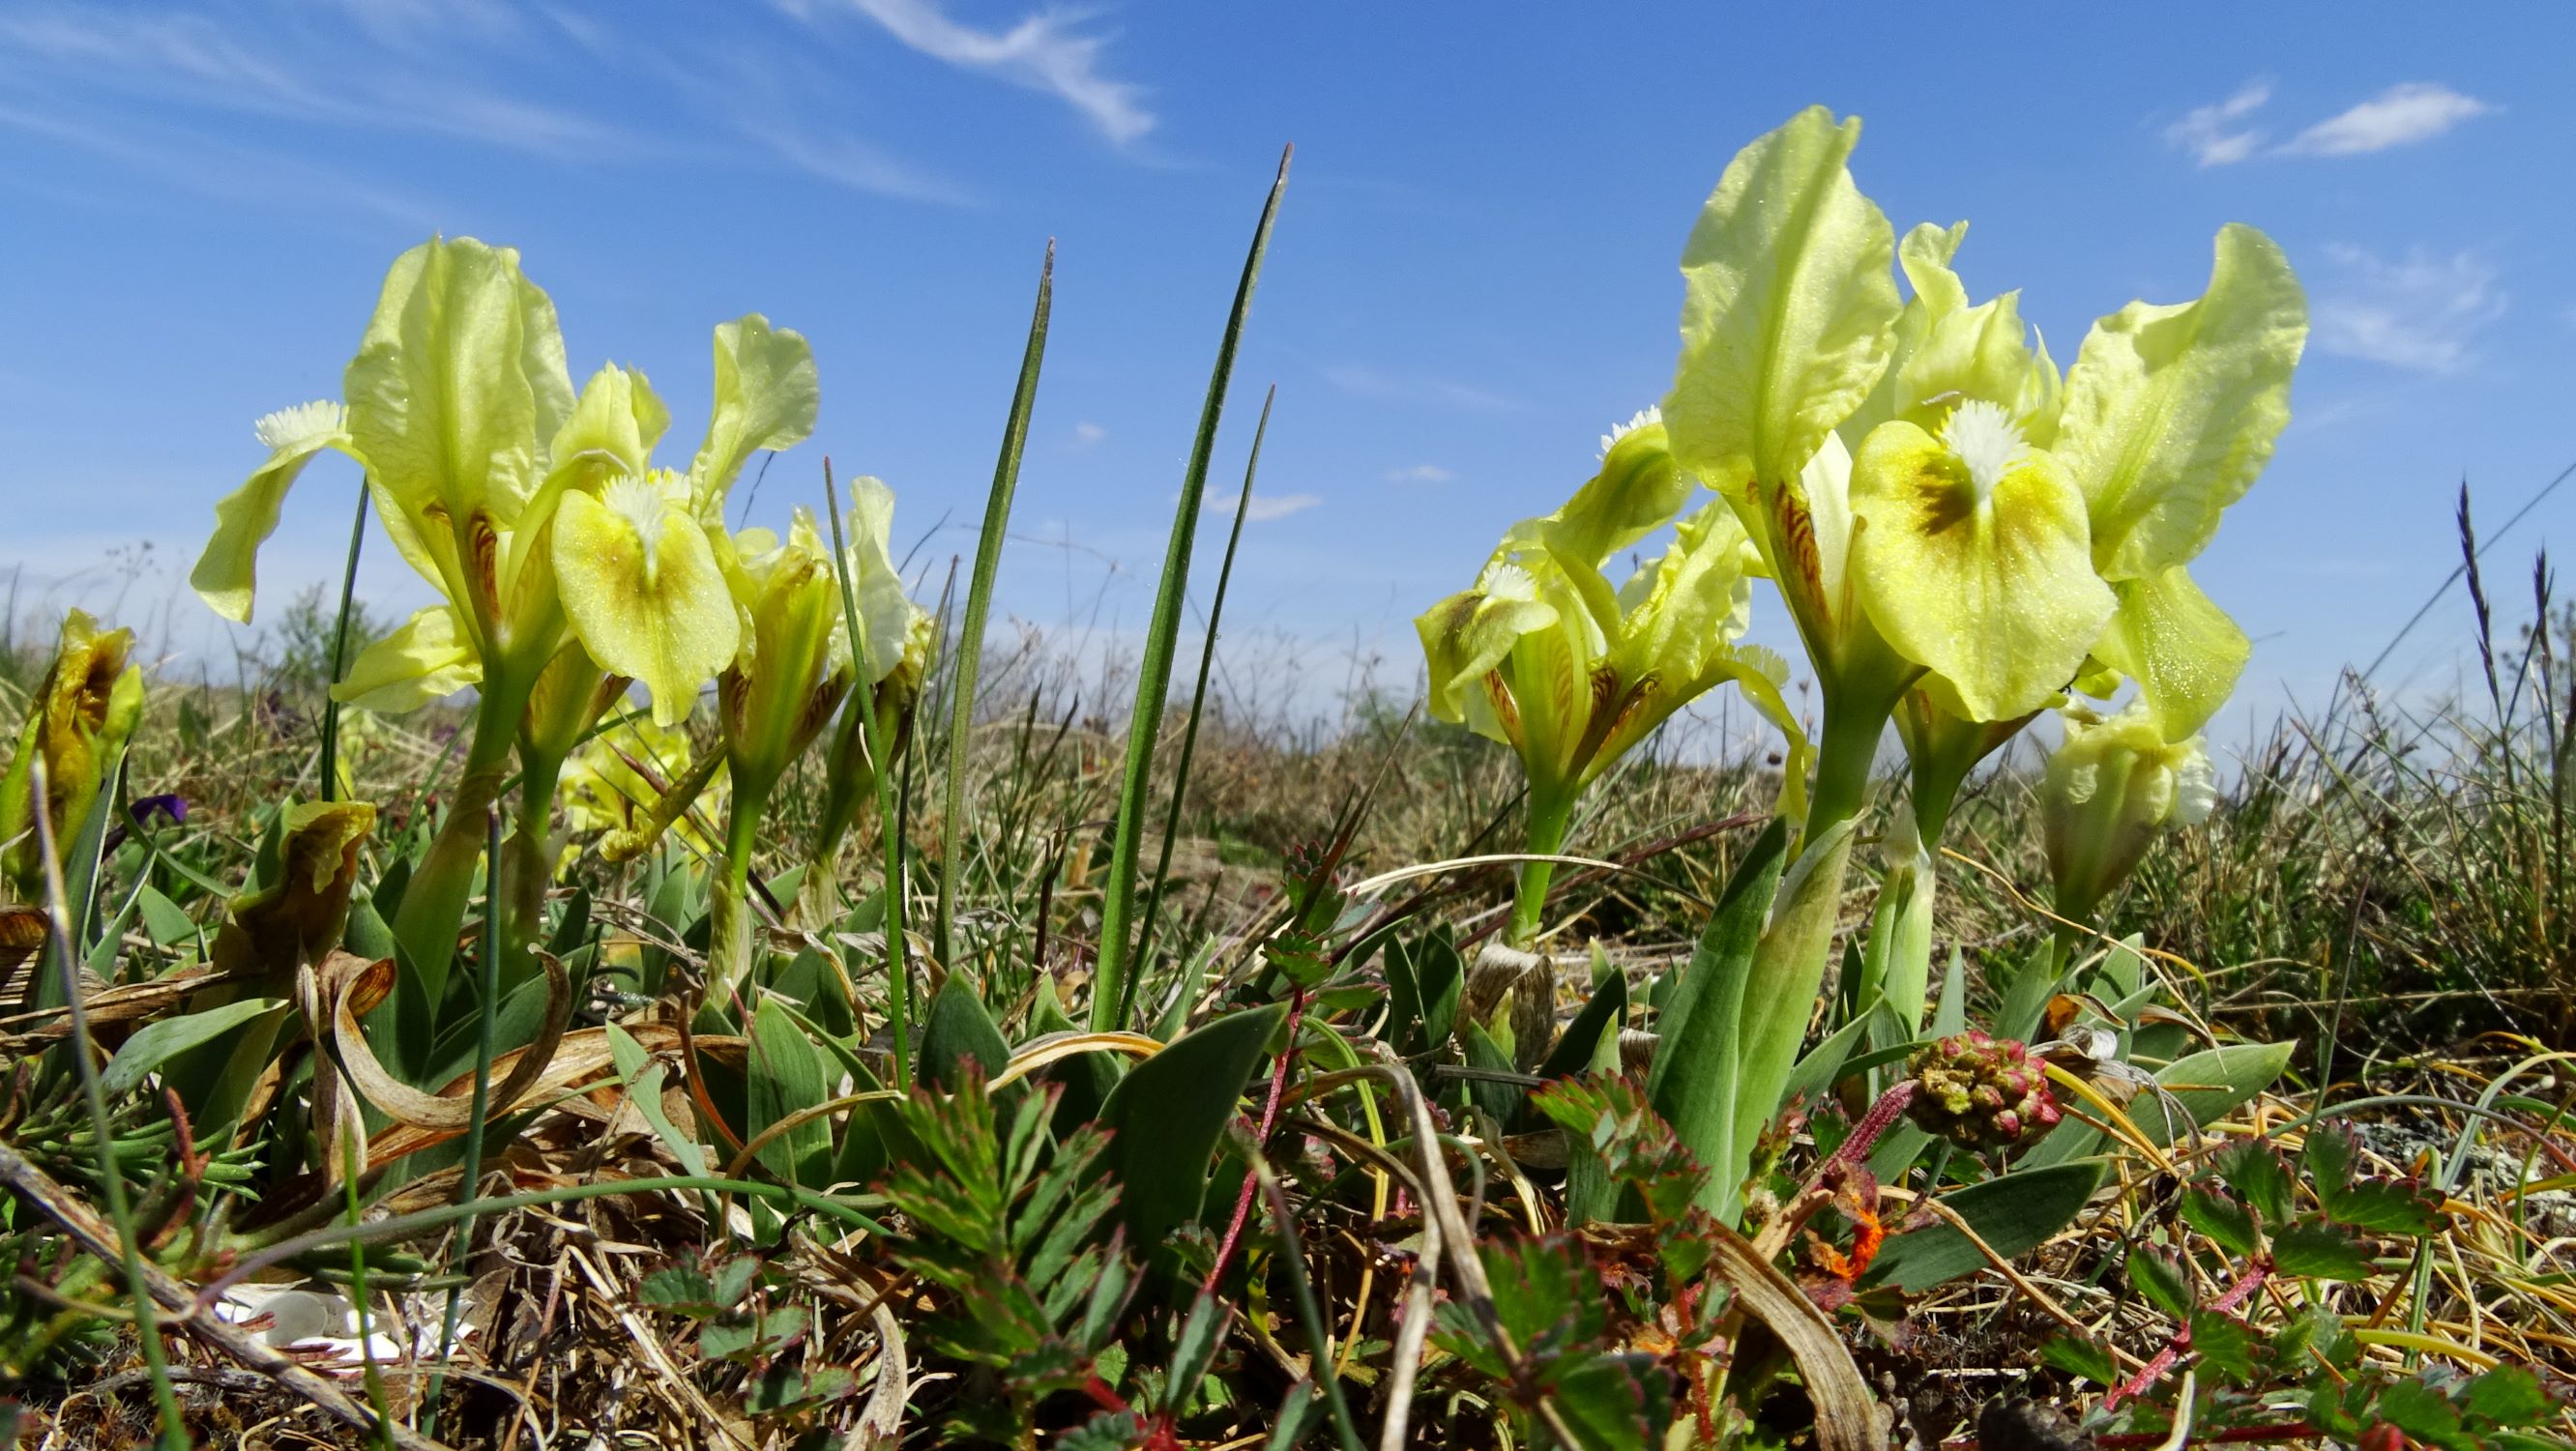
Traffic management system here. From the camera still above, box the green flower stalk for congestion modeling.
[0,609,144,904]
[191,236,815,992]
[1416,411,1803,945]
[704,508,853,1004]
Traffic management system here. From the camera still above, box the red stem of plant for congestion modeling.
[1205,985,1310,1293]
[1944,1422,2321,1450]
[2104,1262,2270,1410]
[1825,1080,1918,1177]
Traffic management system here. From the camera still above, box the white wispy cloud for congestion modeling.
[2166,79,2495,166]
[2312,244,2504,373]
[0,100,439,229]
[1322,363,1515,413]
[2280,82,2494,158]
[2165,78,2272,167]
[734,120,978,205]
[0,3,979,209]
[1069,421,1107,449]
[808,0,1154,145]
[1385,463,1453,484]
[0,5,620,159]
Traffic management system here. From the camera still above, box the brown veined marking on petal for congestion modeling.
[1576,671,1658,779]
[1770,479,1831,618]
[466,508,507,621]
[74,633,132,724]
[1439,593,1484,638]
[1480,669,1523,750]
[798,676,856,754]
[589,673,635,722]
[1574,662,1622,765]
[718,665,752,739]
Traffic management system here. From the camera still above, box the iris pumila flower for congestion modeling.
[1873,223,2296,1025]
[697,479,930,997]
[1417,411,1801,943]
[190,236,815,980]
[1662,108,2302,1038]
[1663,109,2117,836]
[0,609,144,904]
[1896,221,2305,837]
[2040,700,2217,928]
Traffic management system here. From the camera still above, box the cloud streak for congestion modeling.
[0,5,622,159]
[2166,80,2493,166]
[821,0,1155,145]
[2165,78,2271,167]
[2312,244,2504,373]
[734,119,978,205]
[0,2,990,210]
[2280,83,2495,158]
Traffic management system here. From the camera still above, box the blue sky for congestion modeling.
[4,3,2569,748]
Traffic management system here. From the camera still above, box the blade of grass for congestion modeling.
[341,1131,396,1451]
[423,802,503,1437]
[28,757,188,1450]
[1250,1141,1367,1451]
[1091,145,1292,1032]
[318,482,368,804]
[824,458,915,1090]
[937,243,1053,973]
[1127,385,1274,1020]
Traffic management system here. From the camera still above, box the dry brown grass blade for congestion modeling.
[1703,1224,1883,1451]
[844,1298,910,1449]
[990,1028,1165,1087]
[363,1023,750,1165]
[335,949,572,1130]
[0,965,259,1053]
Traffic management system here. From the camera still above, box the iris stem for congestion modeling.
[393,672,531,1007]
[708,773,774,1008]
[1803,692,1890,846]
[498,745,568,972]
[1508,788,1576,947]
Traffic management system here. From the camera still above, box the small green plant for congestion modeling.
[878,1072,1136,1445]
